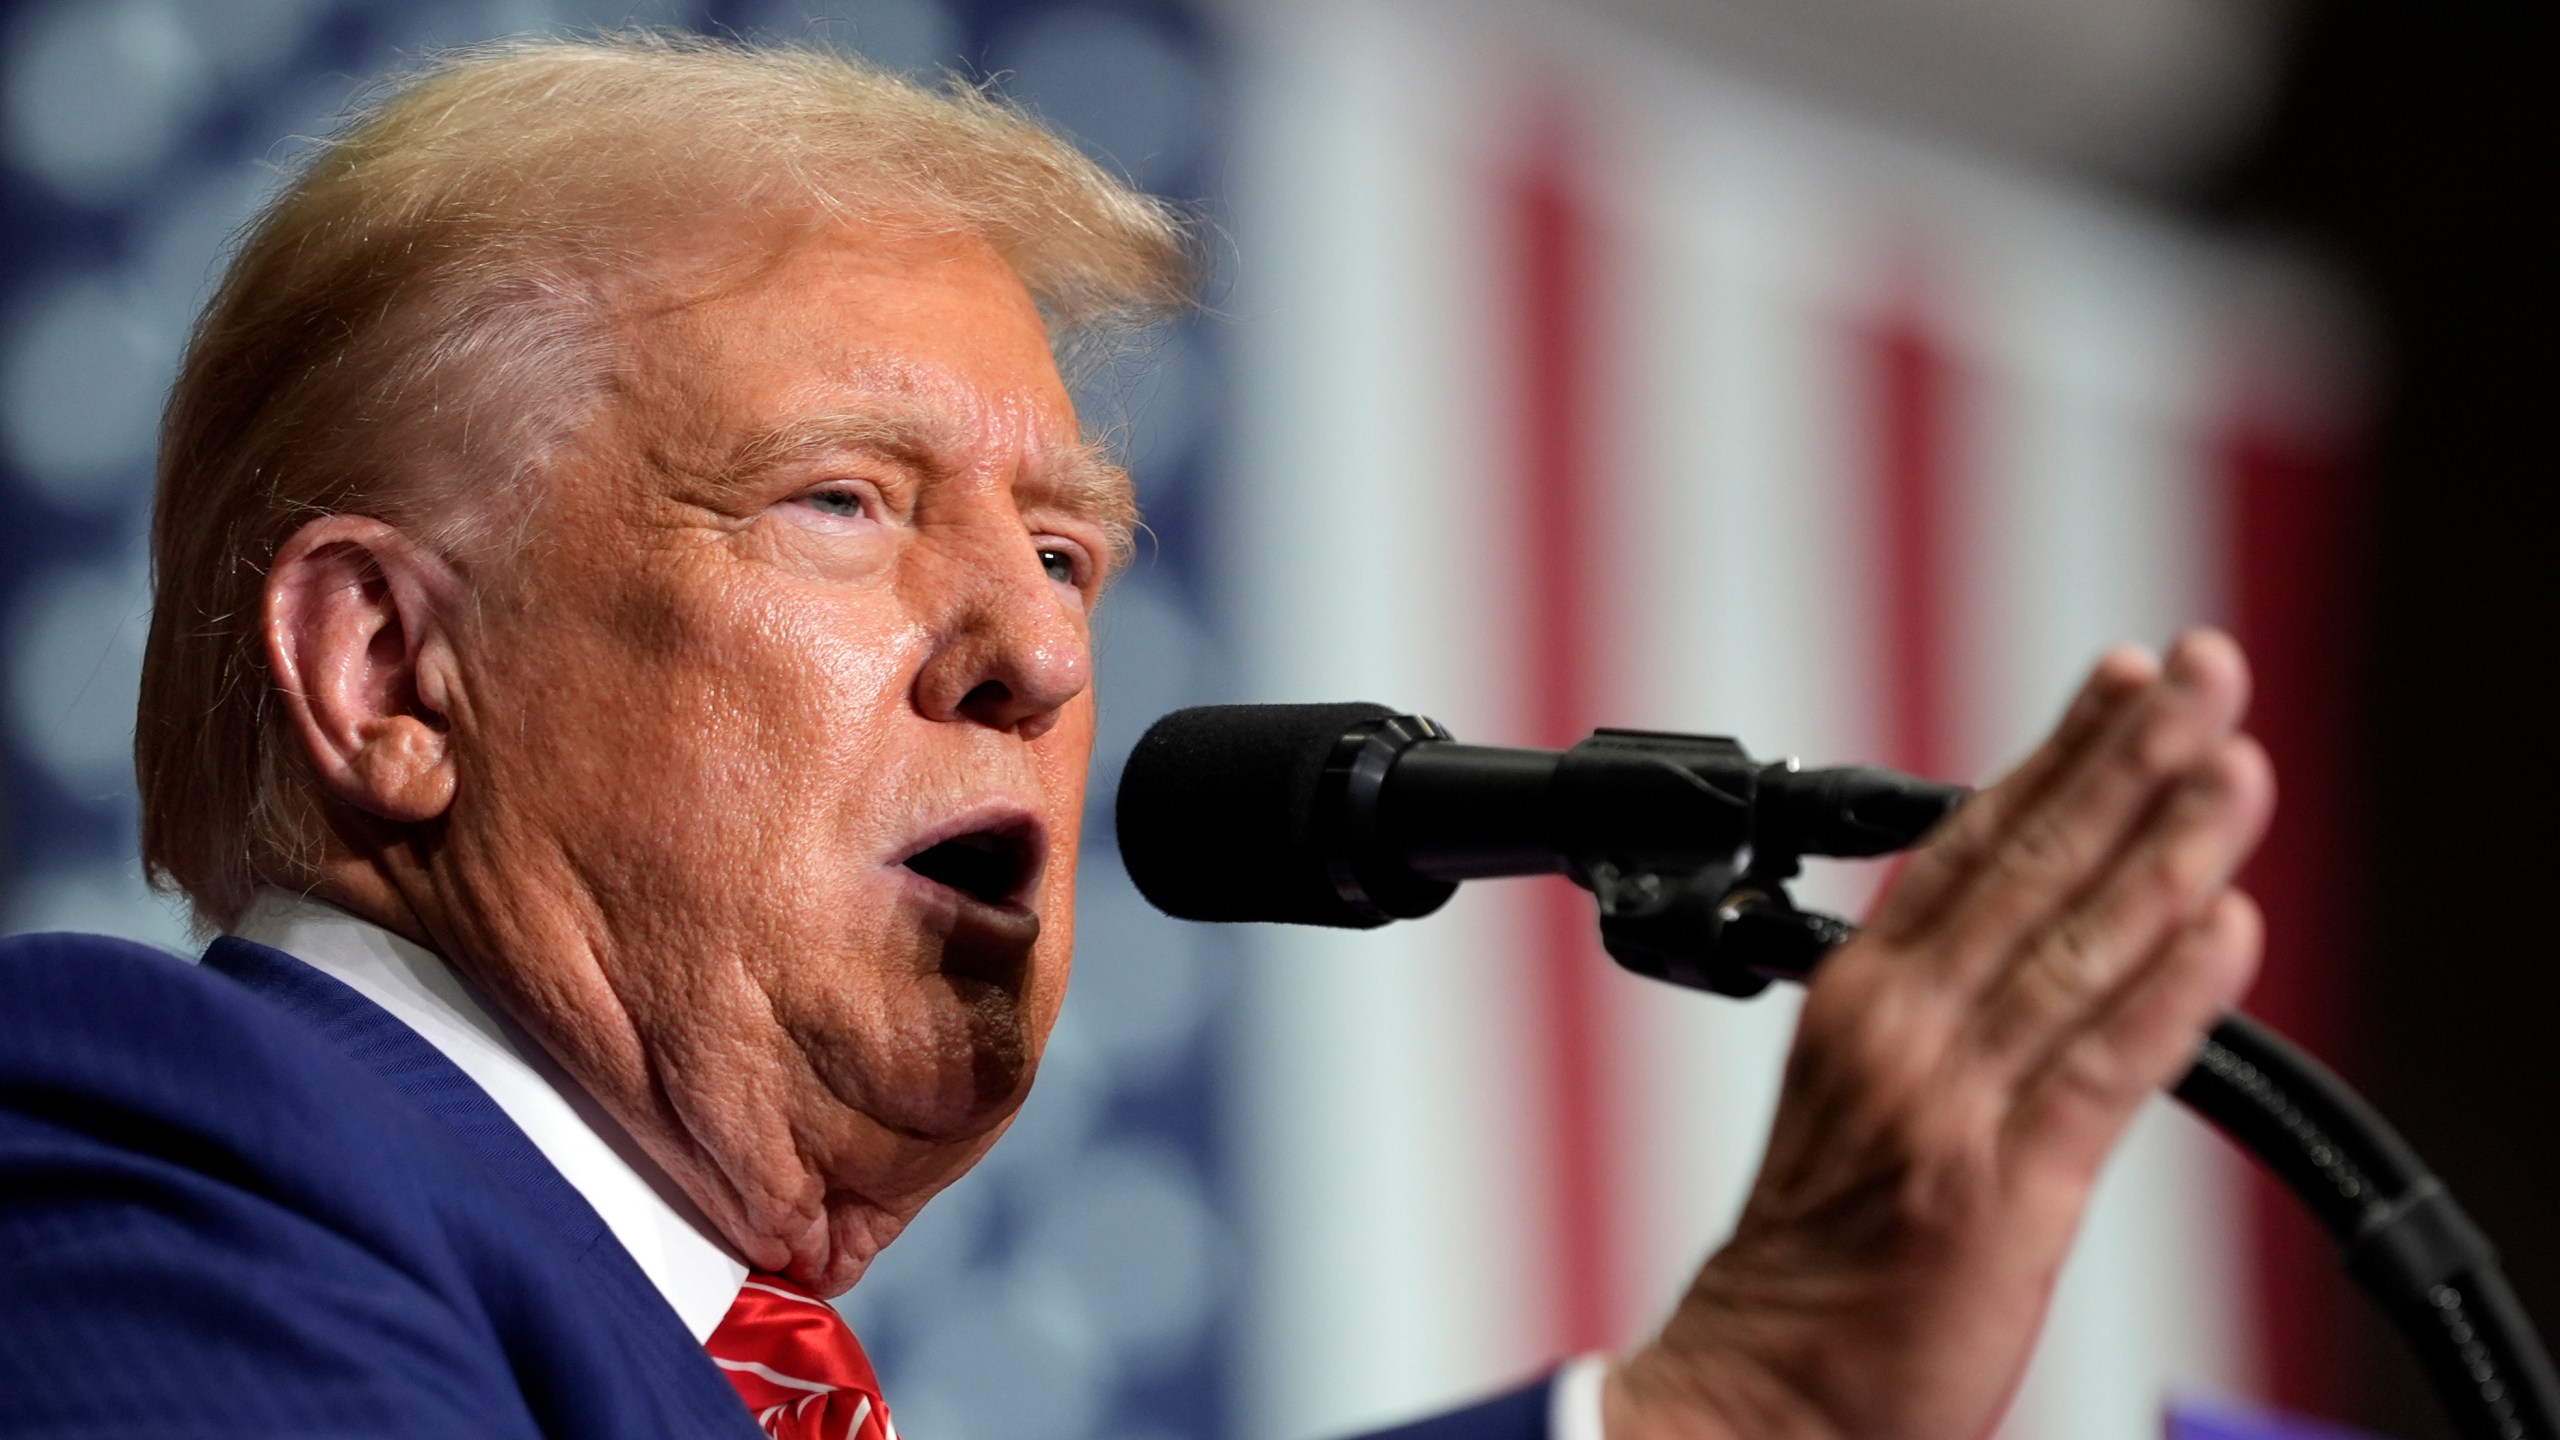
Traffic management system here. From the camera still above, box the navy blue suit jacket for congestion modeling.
[0,930,1555,1439]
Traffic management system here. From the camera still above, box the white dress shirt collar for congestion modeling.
[230,887,750,1341]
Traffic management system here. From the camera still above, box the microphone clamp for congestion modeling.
[1313,713,1462,926]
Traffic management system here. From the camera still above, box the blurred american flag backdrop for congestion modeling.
[0,0,2389,1437]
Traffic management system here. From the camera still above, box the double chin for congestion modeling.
[676,1069,1019,1297]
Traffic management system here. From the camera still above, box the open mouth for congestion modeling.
[901,822,1043,909]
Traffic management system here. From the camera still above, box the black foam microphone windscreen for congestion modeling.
[1115,702,1395,926]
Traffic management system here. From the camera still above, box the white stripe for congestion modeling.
[842,1394,875,1440]
[1616,89,1861,1338]
[738,1279,834,1309]
[1229,8,1551,1438]
[712,1357,839,1395]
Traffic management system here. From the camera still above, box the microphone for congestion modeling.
[1115,703,1964,931]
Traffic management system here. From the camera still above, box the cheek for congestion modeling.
[639,571,917,784]
[464,560,929,893]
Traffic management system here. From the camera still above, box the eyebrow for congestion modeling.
[1027,436,1141,569]
[717,408,1139,568]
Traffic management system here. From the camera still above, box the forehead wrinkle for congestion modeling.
[714,409,959,490]
[708,354,990,490]
[709,358,1138,565]
[816,359,1137,550]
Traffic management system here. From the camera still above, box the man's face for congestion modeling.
[431,223,1120,1288]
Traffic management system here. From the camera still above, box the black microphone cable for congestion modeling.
[2177,1015,2560,1440]
[1117,702,2560,1440]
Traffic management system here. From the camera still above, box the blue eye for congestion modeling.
[1038,546,1077,585]
[803,487,866,518]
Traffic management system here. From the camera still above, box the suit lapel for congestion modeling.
[202,935,616,1252]
[199,936,757,1433]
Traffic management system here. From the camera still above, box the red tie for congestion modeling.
[705,1272,898,1440]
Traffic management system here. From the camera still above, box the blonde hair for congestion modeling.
[137,34,1195,928]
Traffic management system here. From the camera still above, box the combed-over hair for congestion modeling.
[136,34,1195,929]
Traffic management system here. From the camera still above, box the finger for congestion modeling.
[1867,644,2159,945]
[1962,733,2274,1074]
[2001,889,2263,1184]
[1905,628,2253,998]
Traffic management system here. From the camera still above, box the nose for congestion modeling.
[910,532,1090,740]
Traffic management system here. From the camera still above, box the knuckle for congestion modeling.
[1997,811,2081,886]
[2145,833,2220,908]
[2011,914,2114,1019]
[2048,910,2106,980]
[2038,1039,2142,1119]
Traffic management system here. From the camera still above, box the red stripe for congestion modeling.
[1865,260,2368,1423]
[2220,389,2365,1419]
[1867,281,1959,782]
[1510,102,1618,1357]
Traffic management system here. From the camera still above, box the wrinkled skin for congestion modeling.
[265,222,1118,1292]
[264,214,2272,1438]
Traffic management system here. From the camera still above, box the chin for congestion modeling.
[784,902,1055,1143]
[766,1093,1018,1298]
[775,963,1038,1149]
[877,976,1041,1138]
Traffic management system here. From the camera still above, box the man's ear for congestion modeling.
[264,516,469,825]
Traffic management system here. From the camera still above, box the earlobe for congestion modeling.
[265,516,467,826]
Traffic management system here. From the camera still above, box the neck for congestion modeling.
[296,851,826,1282]
[303,855,440,953]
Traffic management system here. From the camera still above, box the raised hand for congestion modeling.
[1607,629,2275,1440]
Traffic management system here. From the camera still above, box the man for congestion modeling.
[0,35,2271,1440]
